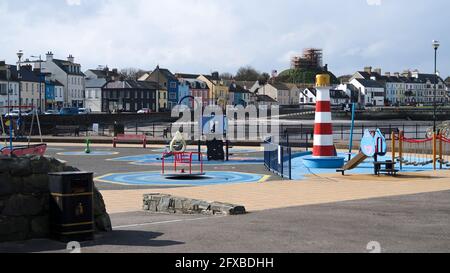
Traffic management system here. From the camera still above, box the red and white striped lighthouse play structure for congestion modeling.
[303,74,345,169]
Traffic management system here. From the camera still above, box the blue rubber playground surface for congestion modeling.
[96,171,266,186]
[291,152,439,180]
[109,154,263,166]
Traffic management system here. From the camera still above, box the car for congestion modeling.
[4,110,20,118]
[78,108,92,115]
[137,108,152,114]
[59,107,79,116]
[44,110,60,115]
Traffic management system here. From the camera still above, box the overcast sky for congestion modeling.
[0,0,448,77]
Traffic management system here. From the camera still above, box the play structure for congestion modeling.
[393,130,450,170]
[303,74,345,169]
[337,129,393,175]
[161,129,205,178]
[0,106,47,157]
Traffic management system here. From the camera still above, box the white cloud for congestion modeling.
[0,0,448,77]
[66,0,82,6]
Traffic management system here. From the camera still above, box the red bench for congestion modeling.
[113,134,147,148]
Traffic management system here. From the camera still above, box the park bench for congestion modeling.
[53,125,80,137]
[113,134,147,148]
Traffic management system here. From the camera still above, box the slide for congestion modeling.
[337,152,368,175]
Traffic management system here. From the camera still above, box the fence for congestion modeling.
[263,139,292,180]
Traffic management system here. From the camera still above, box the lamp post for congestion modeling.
[31,55,43,113]
[432,40,440,134]
[17,50,23,117]
[6,65,11,114]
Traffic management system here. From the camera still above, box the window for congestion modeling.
[170,82,177,89]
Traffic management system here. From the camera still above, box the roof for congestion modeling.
[183,79,208,89]
[224,80,251,94]
[415,73,444,84]
[0,64,19,81]
[86,78,107,88]
[330,89,350,99]
[52,59,85,76]
[354,79,384,88]
[175,73,201,79]
[103,80,160,90]
[256,95,277,103]
[151,67,177,81]
[86,69,119,79]
[269,82,291,90]
[304,88,317,97]
[46,80,64,86]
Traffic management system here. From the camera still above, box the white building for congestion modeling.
[350,78,385,106]
[257,82,296,106]
[0,63,19,114]
[299,88,317,104]
[30,52,86,108]
[84,78,105,112]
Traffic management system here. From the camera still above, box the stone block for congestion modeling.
[0,157,14,173]
[2,194,44,217]
[0,174,15,196]
[30,215,49,238]
[22,174,49,194]
[0,216,29,242]
[9,158,32,177]
[30,156,52,174]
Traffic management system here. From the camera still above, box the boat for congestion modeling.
[1,143,47,157]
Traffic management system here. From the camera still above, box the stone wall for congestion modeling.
[0,155,111,242]
[143,194,246,216]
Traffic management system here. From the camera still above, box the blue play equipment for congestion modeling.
[337,128,389,175]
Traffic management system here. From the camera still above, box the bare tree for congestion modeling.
[119,68,147,81]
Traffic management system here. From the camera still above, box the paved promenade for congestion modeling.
[100,171,450,214]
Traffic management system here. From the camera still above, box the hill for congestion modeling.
[277,68,339,85]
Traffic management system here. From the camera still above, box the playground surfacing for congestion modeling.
[109,154,263,166]
[96,171,267,186]
[292,152,440,180]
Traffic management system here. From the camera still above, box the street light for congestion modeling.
[17,50,23,117]
[432,40,440,134]
[31,55,43,113]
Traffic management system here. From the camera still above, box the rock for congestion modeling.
[30,156,52,174]
[143,194,246,216]
[0,216,29,242]
[2,194,44,217]
[95,214,112,232]
[9,158,33,177]
[0,157,14,173]
[22,174,49,194]
[31,215,49,238]
[93,187,112,232]
[0,174,15,196]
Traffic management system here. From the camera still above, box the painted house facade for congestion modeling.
[140,66,175,110]
[85,78,106,112]
[350,78,385,106]
[33,52,85,108]
[0,63,19,114]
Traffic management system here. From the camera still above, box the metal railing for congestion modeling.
[263,139,292,180]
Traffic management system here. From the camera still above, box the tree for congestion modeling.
[220,72,234,80]
[235,66,261,81]
[258,72,271,85]
[119,68,147,81]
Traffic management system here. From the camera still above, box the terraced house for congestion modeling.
[0,62,19,114]
[28,52,85,108]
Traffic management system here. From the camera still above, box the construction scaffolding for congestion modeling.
[291,48,323,70]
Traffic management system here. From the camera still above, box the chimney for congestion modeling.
[67,54,74,63]
[394,72,400,78]
[374,68,381,75]
[46,51,54,62]
[212,72,219,80]
[364,66,372,73]
[385,72,391,77]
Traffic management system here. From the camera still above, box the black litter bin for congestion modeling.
[49,172,94,242]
